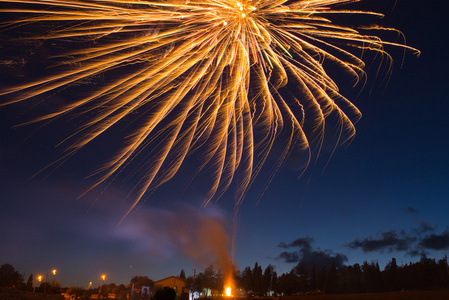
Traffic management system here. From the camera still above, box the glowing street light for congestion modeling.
[33,275,43,293]
[44,269,57,295]
[99,274,106,295]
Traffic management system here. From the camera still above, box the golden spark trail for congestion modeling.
[0,0,419,215]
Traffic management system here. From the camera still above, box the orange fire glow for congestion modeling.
[224,269,234,297]
[225,286,232,297]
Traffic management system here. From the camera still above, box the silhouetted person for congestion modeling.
[143,288,150,300]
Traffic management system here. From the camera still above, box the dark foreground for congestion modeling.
[275,290,449,300]
[218,291,449,300]
[1,290,449,300]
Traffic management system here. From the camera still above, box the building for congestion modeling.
[154,276,188,295]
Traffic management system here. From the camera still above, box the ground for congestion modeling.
[274,291,449,300]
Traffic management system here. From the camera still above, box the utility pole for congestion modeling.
[44,269,56,295]
[191,268,196,300]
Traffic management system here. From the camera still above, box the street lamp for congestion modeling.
[33,275,42,293]
[99,274,106,296]
[44,269,57,295]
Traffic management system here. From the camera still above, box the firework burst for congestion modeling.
[0,0,419,215]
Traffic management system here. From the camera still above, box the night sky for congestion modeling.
[1,0,448,289]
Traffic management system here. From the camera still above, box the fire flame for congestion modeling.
[225,286,232,297]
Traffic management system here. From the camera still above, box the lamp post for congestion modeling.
[99,274,106,298]
[33,275,42,293]
[44,269,57,295]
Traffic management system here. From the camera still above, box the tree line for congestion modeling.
[187,255,449,295]
[0,264,155,299]
[1,255,449,298]
[271,255,449,294]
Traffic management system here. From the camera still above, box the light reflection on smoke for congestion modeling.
[114,204,233,271]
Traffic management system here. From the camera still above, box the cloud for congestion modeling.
[417,222,437,233]
[419,230,449,250]
[278,251,300,263]
[409,222,437,239]
[401,206,419,215]
[407,249,428,257]
[278,237,313,251]
[278,237,347,270]
[296,250,348,271]
[346,225,448,257]
[346,230,416,253]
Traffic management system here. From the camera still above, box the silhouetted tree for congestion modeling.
[26,274,33,291]
[383,258,399,291]
[179,269,186,280]
[189,273,205,296]
[317,266,327,292]
[201,265,222,295]
[310,264,318,292]
[415,254,439,290]
[295,266,308,293]
[361,261,381,293]
[252,263,263,295]
[185,275,194,292]
[216,269,224,292]
[46,279,61,294]
[437,255,449,289]
[66,286,84,299]
[339,263,362,293]
[323,262,336,294]
[271,271,278,295]
[223,255,449,295]
[262,265,274,295]
[0,264,23,288]
[276,270,298,295]
[129,275,154,296]
[112,283,128,299]
[240,266,253,293]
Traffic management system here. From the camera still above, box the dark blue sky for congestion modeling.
[1,0,448,288]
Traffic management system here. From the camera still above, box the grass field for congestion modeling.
[277,290,449,300]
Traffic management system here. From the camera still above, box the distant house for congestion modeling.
[154,276,188,295]
[61,292,76,300]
